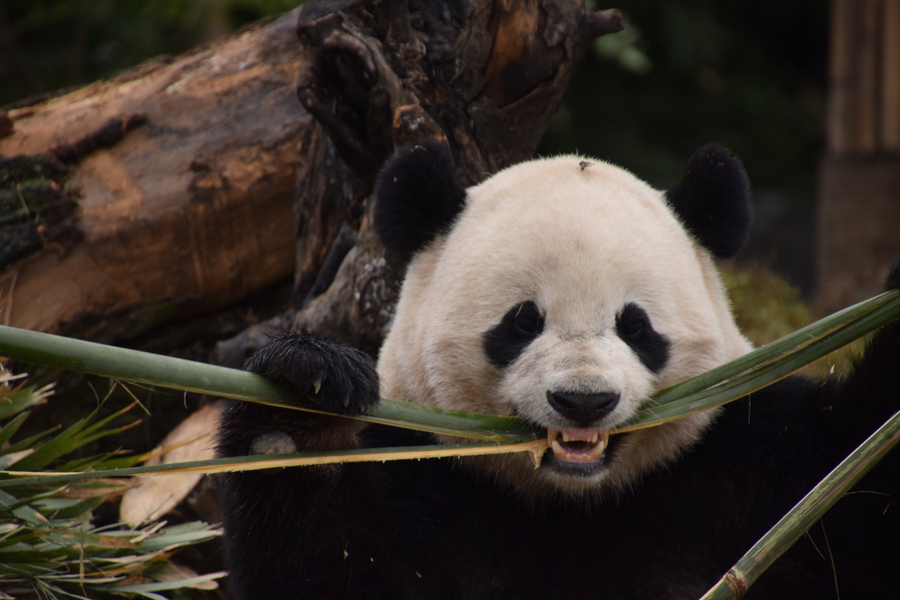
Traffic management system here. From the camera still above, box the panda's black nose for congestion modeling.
[546,391,620,422]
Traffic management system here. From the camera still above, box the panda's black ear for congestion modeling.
[665,144,752,259]
[373,142,467,253]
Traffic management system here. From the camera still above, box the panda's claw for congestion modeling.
[244,333,380,416]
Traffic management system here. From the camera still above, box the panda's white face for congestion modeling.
[377,156,752,498]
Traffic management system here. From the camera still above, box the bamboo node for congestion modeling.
[725,568,748,597]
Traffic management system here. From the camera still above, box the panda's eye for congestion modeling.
[512,302,542,336]
[483,301,545,368]
[616,303,671,374]
[616,304,648,340]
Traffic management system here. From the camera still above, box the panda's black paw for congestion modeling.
[244,333,380,416]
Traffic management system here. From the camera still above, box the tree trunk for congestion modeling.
[215,0,624,366]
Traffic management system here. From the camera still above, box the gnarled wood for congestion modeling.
[217,0,624,365]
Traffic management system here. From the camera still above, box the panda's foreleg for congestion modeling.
[216,333,391,600]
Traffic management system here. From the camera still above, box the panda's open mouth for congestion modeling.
[546,428,610,464]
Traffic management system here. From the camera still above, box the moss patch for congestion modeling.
[722,264,861,377]
[0,154,82,268]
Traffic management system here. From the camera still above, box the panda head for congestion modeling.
[374,142,753,498]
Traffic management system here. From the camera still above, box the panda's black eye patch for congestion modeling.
[616,303,670,373]
[483,301,545,369]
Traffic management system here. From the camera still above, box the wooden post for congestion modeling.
[817,0,900,312]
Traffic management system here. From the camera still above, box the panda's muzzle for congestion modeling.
[544,391,618,466]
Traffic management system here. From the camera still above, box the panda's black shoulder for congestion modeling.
[686,375,840,472]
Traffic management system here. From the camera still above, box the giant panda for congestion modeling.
[217,142,900,600]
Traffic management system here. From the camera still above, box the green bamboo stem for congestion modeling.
[700,409,900,600]
[0,290,897,453]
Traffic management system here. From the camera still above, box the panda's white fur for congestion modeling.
[378,155,753,495]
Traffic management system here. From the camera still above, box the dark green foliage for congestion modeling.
[538,0,828,196]
[0,0,302,107]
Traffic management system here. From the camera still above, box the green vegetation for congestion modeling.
[540,1,828,197]
[0,363,222,599]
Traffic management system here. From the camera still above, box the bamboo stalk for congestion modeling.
[0,290,897,473]
[700,409,900,600]
[0,439,550,485]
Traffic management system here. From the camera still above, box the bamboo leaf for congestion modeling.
[0,364,223,600]
[0,412,30,447]
[615,290,900,432]
[653,289,900,405]
[106,570,228,592]
[0,427,59,464]
[0,380,51,421]
[0,325,530,441]
[7,416,94,471]
[0,488,46,525]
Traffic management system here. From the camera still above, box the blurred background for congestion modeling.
[5,0,896,310]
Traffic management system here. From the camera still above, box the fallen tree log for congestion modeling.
[0,9,308,343]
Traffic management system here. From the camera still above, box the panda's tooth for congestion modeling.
[312,380,322,394]
[591,431,599,444]
[550,439,565,459]
[562,431,571,443]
